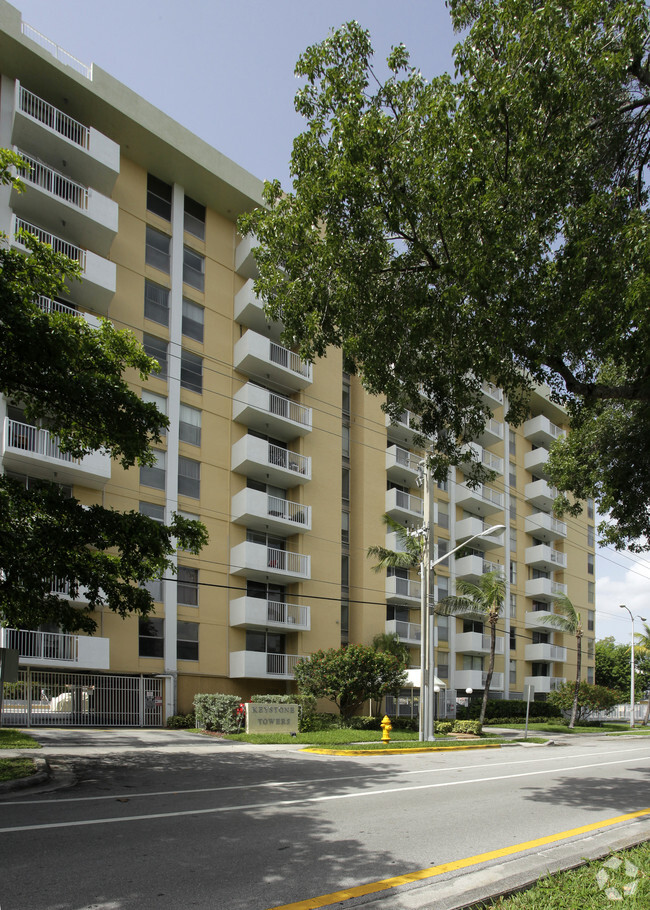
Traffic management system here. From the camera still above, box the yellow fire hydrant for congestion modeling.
[381,714,392,744]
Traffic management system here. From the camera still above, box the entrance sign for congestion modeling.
[245,703,299,734]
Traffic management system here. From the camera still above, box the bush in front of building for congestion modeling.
[194,693,242,733]
[452,720,482,735]
[166,712,196,729]
[456,699,563,721]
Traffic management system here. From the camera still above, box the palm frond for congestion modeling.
[367,514,422,572]
[536,594,580,634]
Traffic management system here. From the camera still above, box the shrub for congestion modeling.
[435,721,453,735]
[166,712,195,729]
[452,720,482,735]
[456,699,562,721]
[346,715,380,731]
[193,694,241,733]
[390,717,419,732]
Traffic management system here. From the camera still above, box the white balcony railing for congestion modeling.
[21,22,93,80]
[385,575,421,602]
[269,341,311,379]
[19,152,89,210]
[0,627,109,670]
[14,216,85,267]
[233,383,312,438]
[229,650,306,679]
[3,418,111,487]
[229,596,310,631]
[231,488,311,533]
[230,541,311,582]
[19,85,89,148]
[524,675,566,694]
[385,619,421,644]
[525,643,568,663]
[455,632,505,655]
[6,418,80,466]
[231,435,311,486]
[386,487,424,518]
[36,295,101,329]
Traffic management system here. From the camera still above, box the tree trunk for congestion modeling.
[569,633,582,729]
[479,620,496,725]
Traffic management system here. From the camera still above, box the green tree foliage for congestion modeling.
[538,595,583,728]
[240,2,650,548]
[367,514,422,573]
[548,681,621,724]
[0,151,207,632]
[635,622,650,724]
[371,632,410,669]
[595,637,634,696]
[437,570,505,725]
[293,645,407,723]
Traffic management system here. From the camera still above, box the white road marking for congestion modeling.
[1,752,648,834]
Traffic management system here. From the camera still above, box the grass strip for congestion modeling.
[0,729,41,749]
[0,757,37,782]
[471,840,650,908]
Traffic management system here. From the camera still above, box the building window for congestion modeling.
[179,403,201,446]
[183,246,204,291]
[177,566,198,605]
[587,666,594,684]
[340,599,349,645]
[437,501,449,530]
[181,349,203,393]
[436,575,449,600]
[342,467,350,503]
[437,661,449,678]
[140,450,165,490]
[509,463,517,488]
[587,639,595,659]
[182,298,204,342]
[510,528,517,553]
[143,334,168,379]
[140,501,165,522]
[509,499,517,520]
[341,555,349,588]
[587,497,594,520]
[177,510,200,551]
[510,659,517,685]
[178,456,200,499]
[587,553,594,575]
[588,610,595,632]
[342,424,350,458]
[341,510,350,545]
[147,174,172,221]
[510,593,517,618]
[437,614,448,642]
[342,382,350,416]
[510,627,517,650]
[145,226,171,274]
[184,196,205,240]
[144,280,169,326]
[510,561,517,584]
[437,539,449,559]
[142,390,167,436]
[177,620,199,661]
[138,617,164,658]
[509,428,516,457]
[436,478,448,493]
[588,581,595,604]
[587,525,595,547]
[144,577,163,602]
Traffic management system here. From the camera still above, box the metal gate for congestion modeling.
[1,669,164,727]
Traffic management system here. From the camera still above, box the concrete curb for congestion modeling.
[302,743,504,756]
[0,756,49,793]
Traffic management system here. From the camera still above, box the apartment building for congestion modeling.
[0,0,596,726]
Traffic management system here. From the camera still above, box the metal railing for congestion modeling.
[266,547,310,576]
[21,23,93,80]
[269,341,311,378]
[0,628,78,662]
[464,483,504,508]
[266,601,309,627]
[393,620,421,642]
[483,417,504,439]
[37,295,78,317]
[18,152,88,209]
[266,653,306,676]
[267,443,310,477]
[481,381,503,403]
[392,446,421,471]
[551,581,568,596]
[392,489,424,515]
[267,495,310,526]
[14,217,86,268]
[5,418,78,465]
[268,391,311,427]
[482,559,505,576]
[18,85,89,148]
[392,577,421,599]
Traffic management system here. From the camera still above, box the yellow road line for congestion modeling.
[302,744,502,756]
[268,807,650,910]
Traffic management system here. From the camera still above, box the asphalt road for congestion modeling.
[1,731,649,910]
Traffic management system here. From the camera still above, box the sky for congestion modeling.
[12,0,648,645]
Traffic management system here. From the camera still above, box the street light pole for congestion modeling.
[619,604,647,728]
[414,502,506,741]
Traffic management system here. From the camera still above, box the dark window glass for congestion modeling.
[177,566,198,606]
[140,450,165,490]
[144,280,169,326]
[181,350,203,393]
[143,334,168,379]
[182,299,204,342]
[147,174,172,220]
[177,621,199,661]
[138,617,164,658]
[139,501,165,522]
[178,456,200,499]
[183,246,204,291]
[184,196,205,240]
[145,226,171,273]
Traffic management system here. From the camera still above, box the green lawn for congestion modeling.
[0,757,37,782]
[210,729,517,747]
[0,729,41,749]
[473,841,650,908]
[488,722,630,735]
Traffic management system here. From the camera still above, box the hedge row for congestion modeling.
[456,699,563,721]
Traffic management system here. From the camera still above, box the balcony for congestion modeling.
[525,643,567,663]
[385,619,421,646]
[525,578,568,602]
[480,381,504,411]
[385,575,421,604]
[12,149,119,256]
[525,608,559,630]
[524,675,566,694]
[231,489,311,535]
[385,410,427,448]
[525,511,567,542]
[455,670,504,691]
[525,479,558,511]
[454,554,504,583]
[455,517,504,550]
[12,83,120,194]
[455,632,505,656]
[523,415,565,448]
[524,446,551,479]
[0,627,110,671]
[234,330,312,391]
[386,445,421,487]
[234,279,283,340]
[233,383,312,440]
[525,544,567,573]
[473,417,504,448]
[229,597,310,632]
[385,488,424,525]
[2,418,111,488]
[230,650,305,680]
[385,531,409,554]
[230,541,310,584]
[456,482,504,517]
[231,435,310,487]
[235,234,260,279]
[12,216,116,314]
[459,443,504,476]
[36,295,101,329]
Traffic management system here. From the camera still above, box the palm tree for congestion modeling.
[538,594,583,729]
[371,631,410,668]
[635,621,650,726]
[437,570,505,725]
[367,513,423,574]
